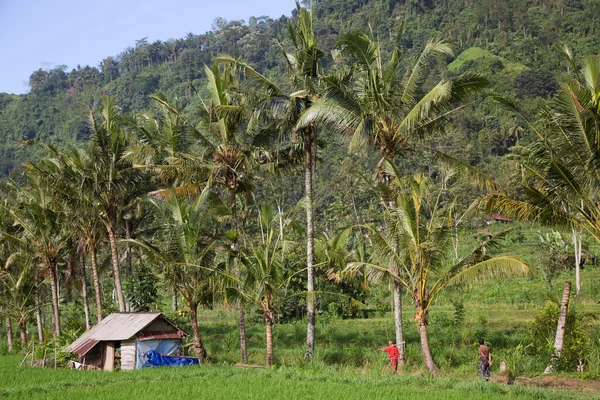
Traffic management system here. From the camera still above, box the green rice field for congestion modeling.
[1,355,597,400]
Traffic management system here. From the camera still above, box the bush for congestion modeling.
[527,301,590,371]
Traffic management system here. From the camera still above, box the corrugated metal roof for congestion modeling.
[70,338,100,356]
[66,313,184,354]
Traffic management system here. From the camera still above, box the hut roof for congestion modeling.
[66,312,185,356]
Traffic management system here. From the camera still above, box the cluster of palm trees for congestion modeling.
[2,2,594,374]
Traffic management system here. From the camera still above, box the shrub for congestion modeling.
[527,301,590,371]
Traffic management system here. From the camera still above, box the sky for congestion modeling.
[0,0,296,94]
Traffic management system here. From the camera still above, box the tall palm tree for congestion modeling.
[348,166,528,375]
[219,2,327,359]
[88,96,154,312]
[42,146,107,323]
[299,29,488,363]
[485,51,600,296]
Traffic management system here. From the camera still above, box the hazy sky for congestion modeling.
[0,0,296,94]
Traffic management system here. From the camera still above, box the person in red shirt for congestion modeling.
[378,341,400,374]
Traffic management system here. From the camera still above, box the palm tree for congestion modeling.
[233,205,292,367]
[3,165,69,337]
[299,29,488,363]
[88,96,154,312]
[126,188,227,362]
[485,51,600,296]
[219,2,327,359]
[0,200,37,346]
[348,167,528,375]
[41,146,106,323]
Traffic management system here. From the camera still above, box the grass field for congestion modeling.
[2,355,598,400]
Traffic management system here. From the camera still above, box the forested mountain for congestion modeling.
[0,0,598,178]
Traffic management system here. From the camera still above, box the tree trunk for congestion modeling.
[237,302,248,363]
[5,317,13,352]
[545,281,571,373]
[171,287,178,312]
[418,314,439,376]
[188,307,206,363]
[19,320,27,345]
[79,249,91,330]
[572,227,582,296]
[89,245,103,322]
[35,297,44,343]
[305,127,316,361]
[106,223,126,312]
[384,172,406,365]
[47,260,62,337]
[392,278,406,365]
[265,312,274,367]
[231,194,248,364]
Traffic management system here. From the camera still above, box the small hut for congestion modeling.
[66,312,187,371]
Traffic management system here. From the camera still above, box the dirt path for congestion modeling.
[495,375,600,392]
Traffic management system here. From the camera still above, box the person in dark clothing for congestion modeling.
[478,338,492,380]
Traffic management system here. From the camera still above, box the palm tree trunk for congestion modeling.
[392,277,405,364]
[48,260,62,337]
[35,297,44,343]
[188,306,206,363]
[78,249,91,330]
[5,317,13,352]
[18,319,27,345]
[572,227,582,295]
[305,127,316,361]
[231,194,248,364]
[106,223,126,312]
[89,245,103,322]
[171,287,178,312]
[418,313,439,376]
[265,310,274,367]
[383,171,406,365]
[554,281,572,354]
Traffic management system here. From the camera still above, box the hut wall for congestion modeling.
[81,344,103,369]
[121,340,136,371]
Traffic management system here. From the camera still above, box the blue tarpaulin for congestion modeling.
[136,339,183,369]
[143,350,199,367]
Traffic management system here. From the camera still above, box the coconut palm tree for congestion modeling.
[232,204,292,367]
[298,29,488,363]
[87,96,154,312]
[2,165,70,337]
[485,50,600,296]
[125,188,227,362]
[218,2,327,359]
[347,166,528,375]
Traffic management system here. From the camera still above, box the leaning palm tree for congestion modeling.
[299,29,488,363]
[347,167,528,375]
[485,50,600,296]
